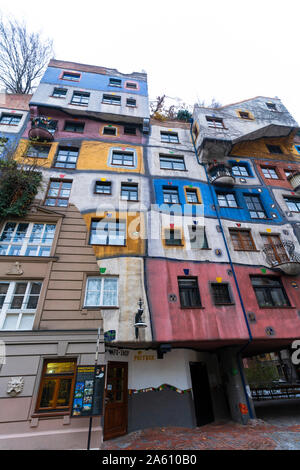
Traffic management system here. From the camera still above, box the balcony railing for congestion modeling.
[28,117,57,141]
[207,162,235,186]
[287,170,300,193]
[263,240,300,275]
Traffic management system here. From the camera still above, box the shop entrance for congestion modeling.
[103,361,128,441]
[190,362,214,426]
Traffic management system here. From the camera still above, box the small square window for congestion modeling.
[229,229,256,251]
[211,283,232,305]
[126,98,136,107]
[217,192,238,208]
[125,82,138,89]
[124,125,136,135]
[284,197,300,212]
[266,102,277,111]
[103,94,121,105]
[27,144,50,158]
[52,88,67,98]
[231,164,249,177]
[95,181,111,194]
[62,72,80,81]
[239,111,251,119]
[111,151,134,167]
[261,166,279,179]
[109,78,122,87]
[163,187,180,204]
[244,195,267,219]
[0,113,22,125]
[71,91,90,106]
[160,132,179,143]
[45,179,72,207]
[64,121,85,133]
[188,226,208,249]
[121,183,138,201]
[103,126,117,136]
[164,228,182,246]
[159,155,185,171]
[186,189,199,204]
[178,277,201,308]
[266,144,283,154]
[206,116,224,129]
[54,147,79,169]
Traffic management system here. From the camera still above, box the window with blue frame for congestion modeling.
[244,194,267,219]
[217,192,238,208]
[231,163,249,177]
[109,78,122,87]
[295,145,300,154]
[163,186,180,204]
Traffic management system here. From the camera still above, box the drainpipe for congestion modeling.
[190,118,254,419]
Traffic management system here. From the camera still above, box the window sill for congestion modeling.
[258,306,295,309]
[0,255,58,262]
[83,306,119,310]
[32,411,70,419]
[69,103,88,107]
[102,102,121,106]
[180,306,205,310]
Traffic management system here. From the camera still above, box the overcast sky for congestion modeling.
[1,0,300,122]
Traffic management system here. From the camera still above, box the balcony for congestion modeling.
[263,240,300,275]
[207,162,235,186]
[287,171,300,193]
[28,117,57,142]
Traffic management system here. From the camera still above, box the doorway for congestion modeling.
[190,362,214,426]
[103,361,128,441]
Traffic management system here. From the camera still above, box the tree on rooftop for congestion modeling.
[0,15,53,94]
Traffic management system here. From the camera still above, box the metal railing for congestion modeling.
[263,240,300,268]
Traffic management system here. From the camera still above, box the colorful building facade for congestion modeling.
[0,61,300,449]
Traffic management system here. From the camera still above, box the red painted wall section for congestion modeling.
[235,265,300,340]
[254,159,299,190]
[146,259,249,343]
[146,260,300,345]
[22,107,145,144]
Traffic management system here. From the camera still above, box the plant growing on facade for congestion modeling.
[0,147,43,219]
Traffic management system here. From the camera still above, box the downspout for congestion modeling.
[190,118,254,419]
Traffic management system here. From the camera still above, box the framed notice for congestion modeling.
[71,365,106,417]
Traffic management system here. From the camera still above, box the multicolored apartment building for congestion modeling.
[0,59,299,449]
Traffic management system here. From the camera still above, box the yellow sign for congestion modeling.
[134,351,155,361]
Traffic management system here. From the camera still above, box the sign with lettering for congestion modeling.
[71,365,106,417]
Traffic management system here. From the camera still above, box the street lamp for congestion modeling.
[134,298,147,339]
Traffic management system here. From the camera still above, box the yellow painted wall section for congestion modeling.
[231,136,300,162]
[77,141,145,173]
[14,139,58,168]
[82,211,146,258]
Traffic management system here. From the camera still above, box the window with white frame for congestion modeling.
[0,281,42,330]
[0,222,56,256]
[89,219,126,246]
[84,277,118,307]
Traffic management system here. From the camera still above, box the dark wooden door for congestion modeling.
[103,362,128,441]
[190,362,214,426]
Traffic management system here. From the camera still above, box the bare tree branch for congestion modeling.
[0,14,54,94]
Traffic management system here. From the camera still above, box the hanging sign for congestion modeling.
[71,365,106,417]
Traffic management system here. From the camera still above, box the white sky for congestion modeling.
[1,0,300,122]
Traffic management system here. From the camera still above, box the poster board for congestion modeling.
[72,365,106,417]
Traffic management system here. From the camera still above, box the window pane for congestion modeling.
[19,314,35,330]
[102,278,118,306]
[85,278,101,306]
[3,314,19,330]
[57,379,72,407]
[40,379,56,408]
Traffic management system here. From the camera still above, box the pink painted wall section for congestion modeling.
[146,260,300,344]
[145,259,249,343]
[235,265,300,340]
[22,107,146,144]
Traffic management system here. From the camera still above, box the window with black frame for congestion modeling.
[178,277,201,308]
[251,276,290,308]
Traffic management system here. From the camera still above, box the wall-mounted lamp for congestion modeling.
[134,298,147,339]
